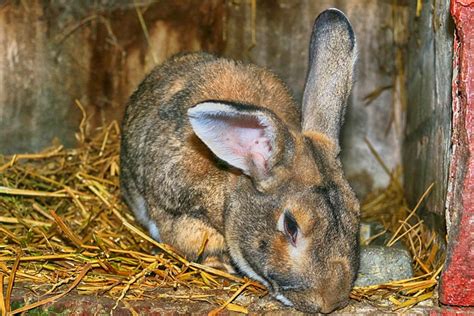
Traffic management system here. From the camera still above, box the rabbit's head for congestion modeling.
[188,9,359,313]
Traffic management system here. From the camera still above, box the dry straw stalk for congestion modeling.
[0,119,444,313]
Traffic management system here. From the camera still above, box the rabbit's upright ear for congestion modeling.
[302,9,356,146]
[188,101,290,182]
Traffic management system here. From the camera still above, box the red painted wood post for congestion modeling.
[440,0,474,306]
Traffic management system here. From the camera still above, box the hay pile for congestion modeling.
[0,117,444,314]
[350,140,445,310]
[0,119,264,315]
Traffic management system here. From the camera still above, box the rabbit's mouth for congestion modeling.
[265,276,298,307]
[226,231,297,308]
[266,268,352,313]
[227,241,271,288]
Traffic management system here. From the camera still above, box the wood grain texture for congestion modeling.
[0,0,412,200]
[0,0,225,154]
[403,0,453,220]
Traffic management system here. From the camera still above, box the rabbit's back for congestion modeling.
[125,52,300,127]
[120,52,299,240]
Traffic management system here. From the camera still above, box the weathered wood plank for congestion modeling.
[0,0,224,154]
[403,0,453,220]
[0,0,412,200]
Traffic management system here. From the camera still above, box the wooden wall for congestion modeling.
[403,0,453,225]
[0,1,416,201]
[0,0,225,153]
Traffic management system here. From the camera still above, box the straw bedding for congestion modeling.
[0,115,444,314]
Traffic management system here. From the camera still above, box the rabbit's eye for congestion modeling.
[284,211,299,247]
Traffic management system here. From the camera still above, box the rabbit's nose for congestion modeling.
[280,288,344,314]
[278,259,354,313]
[319,295,349,313]
[318,260,352,312]
[291,285,348,314]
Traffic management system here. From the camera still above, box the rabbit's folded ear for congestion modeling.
[188,101,289,181]
[302,9,356,146]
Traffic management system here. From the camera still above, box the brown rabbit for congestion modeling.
[120,8,359,313]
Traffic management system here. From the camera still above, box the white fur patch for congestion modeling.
[277,211,285,232]
[227,244,269,288]
[147,221,161,242]
[289,237,308,261]
[126,190,161,242]
[275,293,294,306]
[127,190,148,224]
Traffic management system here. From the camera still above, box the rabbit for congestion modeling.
[120,8,360,314]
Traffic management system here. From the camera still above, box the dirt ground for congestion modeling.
[11,286,466,315]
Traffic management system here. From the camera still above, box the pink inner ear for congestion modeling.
[222,118,273,172]
[248,137,272,170]
[188,102,277,175]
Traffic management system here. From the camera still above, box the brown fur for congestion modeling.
[120,9,359,314]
